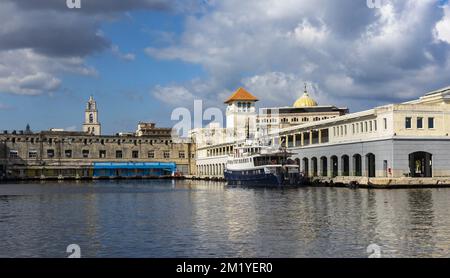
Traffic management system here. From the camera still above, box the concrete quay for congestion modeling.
[184,176,450,189]
[310,176,450,189]
[185,175,226,182]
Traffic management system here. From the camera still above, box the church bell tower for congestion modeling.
[83,95,101,135]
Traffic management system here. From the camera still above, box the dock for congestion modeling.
[310,176,450,189]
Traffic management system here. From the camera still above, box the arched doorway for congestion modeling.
[353,154,362,176]
[366,153,376,178]
[341,155,350,176]
[311,157,318,177]
[303,158,309,177]
[320,156,328,177]
[409,152,432,177]
[331,156,338,177]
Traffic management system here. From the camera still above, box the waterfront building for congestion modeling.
[136,122,172,137]
[0,97,196,180]
[194,85,450,180]
[276,86,450,178]
[190,88,259,148]
[257,85,348,136]
[194,86,347,177]
[191,88,261,177]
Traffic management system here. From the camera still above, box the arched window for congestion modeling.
[89,113,94,123]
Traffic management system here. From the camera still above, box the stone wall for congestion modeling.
[0,131,196,179]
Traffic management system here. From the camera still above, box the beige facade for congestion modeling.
[0,95,197,180]
[136,122,172,137]
[0,131,196,179]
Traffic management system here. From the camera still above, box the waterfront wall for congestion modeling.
[392,139,450,178]
[192,137,450,180]
[290,137,450,178]
[0,131,197,180]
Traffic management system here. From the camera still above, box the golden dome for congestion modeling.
[293,87,318,107]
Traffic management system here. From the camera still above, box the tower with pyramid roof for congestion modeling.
[224,87,258,139]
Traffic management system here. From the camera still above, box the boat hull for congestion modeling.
[224,170,304,187]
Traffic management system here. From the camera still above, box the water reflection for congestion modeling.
[0,180,449,258]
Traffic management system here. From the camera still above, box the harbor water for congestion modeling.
[0,180,449,258]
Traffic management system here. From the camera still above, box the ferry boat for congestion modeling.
[224,143,306,187]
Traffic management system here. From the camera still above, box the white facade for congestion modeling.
[194,86,450,179]
[226,100,257,139]
[273,86,450,178]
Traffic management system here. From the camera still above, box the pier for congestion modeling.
[311,176,450,189]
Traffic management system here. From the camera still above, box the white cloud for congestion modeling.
[0,0,169,96]
[152,85,196,106]
[147,0,450,111]
[435,4,450,44]
[111,45,136,61]
[287,19,329,46]
[0,49,95,95]
[242,72,313,106]
[151,78,233,108]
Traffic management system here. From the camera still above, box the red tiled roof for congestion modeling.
[224,87,258,104]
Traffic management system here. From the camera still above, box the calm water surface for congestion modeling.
[0,180,449,258]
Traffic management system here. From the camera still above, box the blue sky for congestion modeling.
[0,5,205,133]
[1,0,450,134]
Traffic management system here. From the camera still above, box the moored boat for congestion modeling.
[224,143,306,187]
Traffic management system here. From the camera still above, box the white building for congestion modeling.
[193,85,450,179]
[275,86,450,178]
[194,86,349,177]
[257,86,347,136]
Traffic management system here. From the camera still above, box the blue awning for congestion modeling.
[93,162,176,170]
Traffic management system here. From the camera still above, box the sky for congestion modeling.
[0,0,450,134]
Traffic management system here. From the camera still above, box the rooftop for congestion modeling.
[224,87,259,104]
